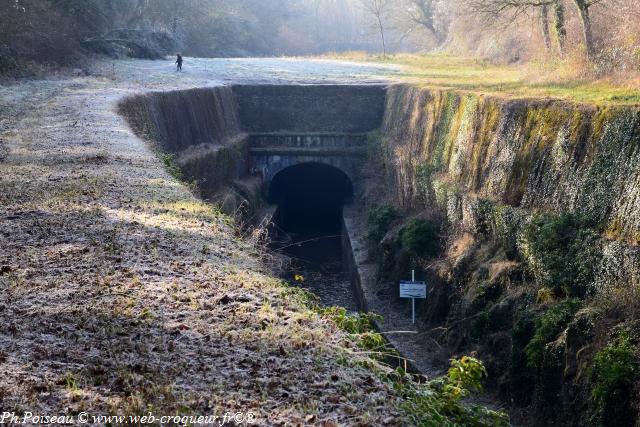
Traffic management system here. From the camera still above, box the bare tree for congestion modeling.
[571,0,604,59]
[552,0,566,55]
[466,0,567,55]
[359,0,391,57]
[407,0,442,41]
[468,0,611,59]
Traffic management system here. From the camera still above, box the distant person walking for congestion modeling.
[175,54,183,72]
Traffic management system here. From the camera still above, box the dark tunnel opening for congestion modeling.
[268,163,354,235]
[268,162,358,310]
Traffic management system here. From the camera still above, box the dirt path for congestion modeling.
[0,60,401,424]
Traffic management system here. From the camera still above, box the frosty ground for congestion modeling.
[0,58,401,425]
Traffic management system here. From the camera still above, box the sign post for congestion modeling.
[399,270,427,325]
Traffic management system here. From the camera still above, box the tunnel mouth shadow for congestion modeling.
[268,162,358,310]
[268,162,353,235]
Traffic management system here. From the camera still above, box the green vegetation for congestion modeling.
[591,330,638,427]
[400,218,440,259]
[367,205,398,241]
[395,356,509,427]
[317,304,508,425]
[316,306,391,358]
[525,299,582,371]
[160,152,183,181]
[515,299,581,417]
[157,151,202,195]
[522,213,600,298]
[329,53,640,105]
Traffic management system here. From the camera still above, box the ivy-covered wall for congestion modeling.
[380,84,640,292]
[376,84,640,426]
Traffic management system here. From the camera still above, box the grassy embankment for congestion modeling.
[325,53,640,105]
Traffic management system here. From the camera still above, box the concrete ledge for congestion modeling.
[249,147,366,156]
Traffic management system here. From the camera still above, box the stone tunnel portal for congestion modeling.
[268,162,354,234]
[267,162,358,310]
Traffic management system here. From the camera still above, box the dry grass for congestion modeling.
[324,52,640,105]
[447,233,477,260]
[0,73,404,424]
[488,261,519,283]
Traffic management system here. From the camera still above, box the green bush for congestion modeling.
[397,356,509,426]
[160,152,184,180]
[522,213,600,298]
[317,307,392,358]
[525,299,581,370]
[590,330,638,427]
[400,218,440,258]
[367,205,398,241]
[522,300,580,415]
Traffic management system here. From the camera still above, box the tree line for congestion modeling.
[358,0,639,69]
[1,0,638,75]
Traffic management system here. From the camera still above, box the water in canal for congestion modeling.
[268,163,359,311]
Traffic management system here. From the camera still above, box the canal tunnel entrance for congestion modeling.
[268,162,358,310]
[268,162,354,234]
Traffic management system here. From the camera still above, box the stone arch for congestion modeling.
[268,162,354,202]
[251,154,358,198]
[267,162,355,233]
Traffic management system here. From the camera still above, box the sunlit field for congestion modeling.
[326,53,640,105]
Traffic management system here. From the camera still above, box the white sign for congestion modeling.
[400,281,427,299]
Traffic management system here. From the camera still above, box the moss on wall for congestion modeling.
[382,85,640,232]
[118,87,248,210]
[118,87,242,153]
[377,83,640,426]
[380,84,640,278]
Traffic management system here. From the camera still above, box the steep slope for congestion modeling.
[365,84,640,425]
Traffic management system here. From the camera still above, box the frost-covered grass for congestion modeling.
[0,69,405,424]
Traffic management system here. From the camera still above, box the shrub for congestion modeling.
[160,152,184,180]
[522,213,600,298]
[447,356,488,394]
[521,300,581,415]
[525,298,581,370]
[400,218,440,259]
[397,356,509,426]
[367,205,398,241]
[317,307,391,357]
[590,330,638,427]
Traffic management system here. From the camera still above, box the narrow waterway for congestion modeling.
[276,231,359,311]
[267,162,359,311]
